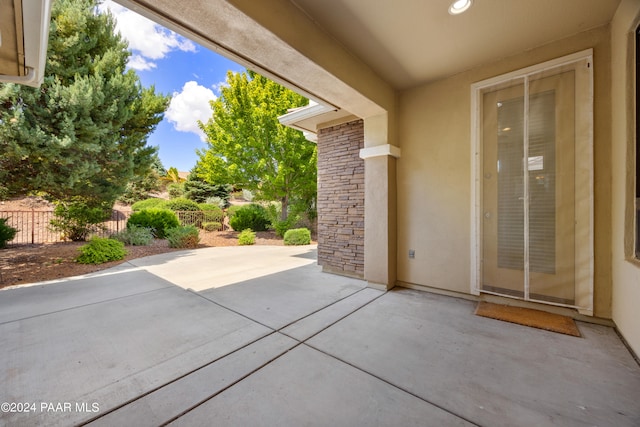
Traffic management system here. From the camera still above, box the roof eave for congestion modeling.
[0,0,52,87]
[279,102,359,142]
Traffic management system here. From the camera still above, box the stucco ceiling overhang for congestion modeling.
[290,0,621,90]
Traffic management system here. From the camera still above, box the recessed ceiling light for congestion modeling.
[449,0,473,15]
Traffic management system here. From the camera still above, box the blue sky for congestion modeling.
[100,1,245,172]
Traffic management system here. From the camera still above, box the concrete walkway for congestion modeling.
[1,245,639,426]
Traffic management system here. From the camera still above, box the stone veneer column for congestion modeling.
[316,120,365,278]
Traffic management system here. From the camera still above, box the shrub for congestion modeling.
[238,229,256,245]
[202,221,222,232]
[264,201,301,237]
[274,220,290,238]
[162,197,201,212]
[127,209,179,238]
[204,196,226,209]
[49,201,110,241]
[131,198,166,212]
[76,237,127,264]
[166,225,200,248]
[199,204,224,223]
[265,201,281,224]
[284,228,311,245]
[229,204,270,232]
[118,172,162,205]
[0,218,18,248]
[198,203,221,211]
[167,182,185,199]
[242,189,254,201]
[273,214,301,238]
[110,225,153,246]
[226,204,242,219]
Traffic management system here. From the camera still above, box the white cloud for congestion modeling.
[127,54,156,71]
[211,80,228,96]
[166,81,216,141]
[99,1,196,70]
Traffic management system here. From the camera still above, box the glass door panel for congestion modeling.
[481,81,525,296]
[481,70,578,306]
[528,71,576,304]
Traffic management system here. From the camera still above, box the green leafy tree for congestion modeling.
[196,71,317,220]
[0,0,169,207]
[164,167,184,183]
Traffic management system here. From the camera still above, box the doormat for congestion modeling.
[475,301,581,337]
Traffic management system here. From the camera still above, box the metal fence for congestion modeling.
[174,210,225,229]
[0,210,131,245]
[0,209,226,246]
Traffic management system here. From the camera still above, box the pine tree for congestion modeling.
[0,0,169,206]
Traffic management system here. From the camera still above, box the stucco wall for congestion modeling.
[611,0,640,356]
[397,25,613,318]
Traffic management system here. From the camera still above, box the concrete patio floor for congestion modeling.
[1,245,639,426]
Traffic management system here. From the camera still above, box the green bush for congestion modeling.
[127,209,179,238]
[167,182,185,199]
[274,220,290,238]
[49,201,110,241]
[162,197,201,212]
[166,225,200,248]
[205,196,226,209]
[274,214,301,238]
[264,201,302,237]
[76,237,127,264]
[283,228,311,245]
[198,203,220,211]
[0,218,18,248]
[199,204,224,223]
[238,229,256,245]
[226,204,242,219]
[229,204,270,232]
[242,189,254,201]
[118,171,162,205]
[110,225,153,246]
[131,198,166,212]
[202,221,222,231]
[264,201,282,223]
